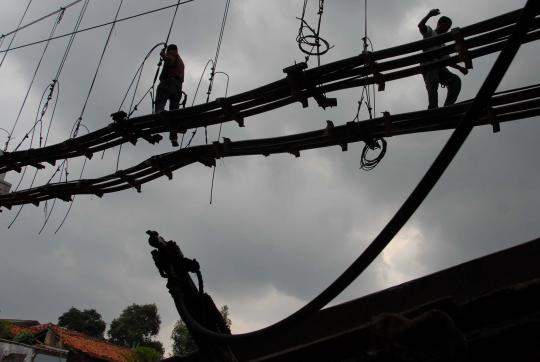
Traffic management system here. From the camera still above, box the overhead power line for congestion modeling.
[0,0,83,40]
[0,0,196,55]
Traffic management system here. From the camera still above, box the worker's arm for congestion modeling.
[160,48,174,64]
[419,9,440,34]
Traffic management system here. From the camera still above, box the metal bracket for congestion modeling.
[116,170,141,192]
[383,111,393,137]
[364,51,386,91]
[324,120,347,151]
[198,155,216,168]
[216,97,244,127]
[43,185,72,202]
[76,182,104,198]
[283,62,309,108]
[148,157,173,180]
[485,106,500,133]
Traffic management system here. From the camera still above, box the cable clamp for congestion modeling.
[451,27,473,69]
[76,182,104,198]
[111,111,138,145]
[148,157,173,180]
[324,120,334,136]
[216,97,244,127]
[383,111,392,137]
[1,153,22,173]
[116,170,141,192]
[289,149,301,158]
[364,51,385,91]
[43,185,72,202]
[197,155,216,168]
[283,62,309,108]
[485,106,500,133]
[313,92,337,109]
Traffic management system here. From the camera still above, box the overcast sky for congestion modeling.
[1,0,539,355]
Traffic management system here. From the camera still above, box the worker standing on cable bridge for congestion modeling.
[418,9,468,109]
[155,44,185,145]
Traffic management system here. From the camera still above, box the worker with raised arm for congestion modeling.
[418,9,468,109]
[154,43,185,146]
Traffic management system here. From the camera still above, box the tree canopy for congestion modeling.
[58,307,106,339]
[171,305,231,356]
[108,304,163,353]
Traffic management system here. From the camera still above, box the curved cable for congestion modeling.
[187,0,231,147]
[156,0,538,342]
[182,59,214,148]
[54,124,90,233]
[360,138,387,171]
[4,9,64,151]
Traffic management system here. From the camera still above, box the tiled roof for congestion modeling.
[9,323,132,362]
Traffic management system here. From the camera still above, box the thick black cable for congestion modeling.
[159,0,539,342]
[0,0,196,55]
[0,0,33,70]
[4,10,64,151]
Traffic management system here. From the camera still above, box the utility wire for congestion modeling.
[56,0,124,233]
[1,0,83,40]
[4,10,64,151]
[185,0,231,148]
[0,0,196,55]
[0,0,33,70]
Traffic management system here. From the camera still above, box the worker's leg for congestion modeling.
[440,68,461,106]
[168,78,182,111]
[423,71,439,109]
[154,81,168,113]
[167,78,183,147]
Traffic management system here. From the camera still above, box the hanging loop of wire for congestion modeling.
[296,0,332,66]
[360,138,387,171]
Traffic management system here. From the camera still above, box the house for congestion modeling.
[5,323,131,362]
[0,338,67,362]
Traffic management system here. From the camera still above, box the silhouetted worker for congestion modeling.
[418,9,468,109]
[155,44,185,146]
